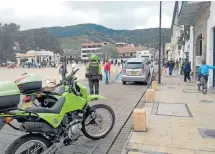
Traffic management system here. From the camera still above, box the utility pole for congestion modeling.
[158,1,162,84]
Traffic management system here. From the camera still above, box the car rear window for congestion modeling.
[125,62,144,69]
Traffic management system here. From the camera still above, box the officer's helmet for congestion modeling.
[89,54,98,62]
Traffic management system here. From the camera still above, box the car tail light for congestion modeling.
[142,68,145,73]
[36,93,42,98]
[5,117,13,124]
[23,96,31,103]
[122,69,126,74]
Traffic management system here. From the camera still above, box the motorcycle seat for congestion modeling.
[53,87,65,95]
[25,96,65,114]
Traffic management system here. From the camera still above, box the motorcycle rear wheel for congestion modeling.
[5,134,51,154]
[82,104,115,140]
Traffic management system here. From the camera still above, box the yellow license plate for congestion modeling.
[20,101,33,109]
[131,71,136,75]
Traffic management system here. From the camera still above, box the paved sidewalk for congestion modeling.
[124,74,215,154]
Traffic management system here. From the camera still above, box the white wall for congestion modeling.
[207,2,215,87]
[183,26,194,70]
[190,26,194,70]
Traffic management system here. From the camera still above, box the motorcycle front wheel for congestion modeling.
[5,134,51,154]
[82,104,115,140]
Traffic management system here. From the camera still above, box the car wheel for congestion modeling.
[122,81,126,85]
[143,81,148,85]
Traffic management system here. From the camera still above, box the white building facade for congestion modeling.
[170,1,184,63]
[207,2,215,88]
[81,43,107,60]
[16,50,60,65]
[136,49,155,61]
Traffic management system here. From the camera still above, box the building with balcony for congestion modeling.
[206,2,215,88]
[81,43,107,60]
[170,1,185,63]
[177,1,213,86]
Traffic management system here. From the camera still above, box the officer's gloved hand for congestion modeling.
[98,75,102,81]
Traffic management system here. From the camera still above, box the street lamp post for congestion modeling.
[163,32,165,61]
[158,1,162,84]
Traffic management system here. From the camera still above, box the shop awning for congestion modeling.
[178,1,210,26]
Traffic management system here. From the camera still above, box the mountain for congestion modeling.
[45,23,171,51]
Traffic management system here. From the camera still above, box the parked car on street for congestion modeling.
[121,58,151,85]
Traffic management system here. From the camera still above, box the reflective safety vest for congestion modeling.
[89,62,99,80]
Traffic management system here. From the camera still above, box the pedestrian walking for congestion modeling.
[181,59,185,75]
[104,60,111,84]
[183,59,191,82]
[175,59,179,70]
[59,60,67,80]
[85,54,102,94]
[168,58,175,76]
[164,60,169,76]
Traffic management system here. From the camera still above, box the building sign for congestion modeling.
[196,56,202,66]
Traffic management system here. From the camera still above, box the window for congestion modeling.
[122,54,125,57]
[200,37,202,56]
[125,62,144,69]
[130,53,133,56]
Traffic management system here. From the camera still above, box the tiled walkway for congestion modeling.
[124,74,215,154]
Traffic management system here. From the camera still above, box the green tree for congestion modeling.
[0,23,20,63]
[103,43,118,59]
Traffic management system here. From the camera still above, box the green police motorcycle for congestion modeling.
[0,64,115,154]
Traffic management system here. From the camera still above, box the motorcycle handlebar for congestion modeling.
[55,83,62,87]
[54,80,80,96]
[72,68,79,75]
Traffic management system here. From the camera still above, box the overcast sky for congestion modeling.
[0,0,174,30]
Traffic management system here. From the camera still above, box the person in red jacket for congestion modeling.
[104,60,111,84]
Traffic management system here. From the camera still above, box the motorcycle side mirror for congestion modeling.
[71,63,76,69]
[45,80,51,84]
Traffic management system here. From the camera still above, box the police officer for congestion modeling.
[85,54,102,94]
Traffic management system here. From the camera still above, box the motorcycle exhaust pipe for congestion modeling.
[20,122,58,134]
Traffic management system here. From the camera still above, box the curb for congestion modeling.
[119,72,157,154]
